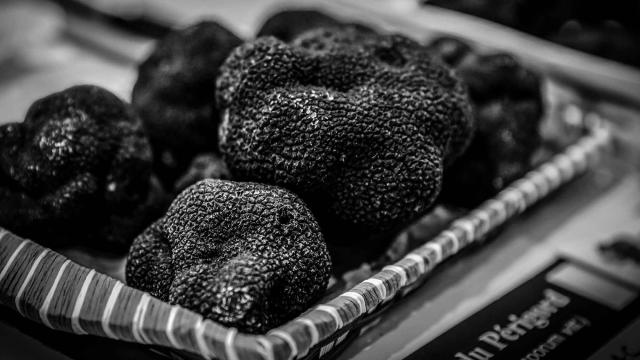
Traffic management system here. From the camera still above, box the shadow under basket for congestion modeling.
[0,118,612,360]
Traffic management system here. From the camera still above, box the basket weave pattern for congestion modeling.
[0,120,611,360]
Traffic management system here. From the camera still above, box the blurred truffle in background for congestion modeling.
[428,37,544,208]
[256,8,375,41]
[132,21,242,191]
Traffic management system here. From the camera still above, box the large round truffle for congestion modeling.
[132,21,242,189]
[429,37,544,207]
[0,85,165,253]
[126,179,331,333]
[216,28,474,272]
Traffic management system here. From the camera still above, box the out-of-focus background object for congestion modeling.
[422,0,640,68]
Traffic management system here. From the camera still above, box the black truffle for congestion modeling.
[216,28,474,272]
[173,153,230,192]
[126,179,331,333]
[256,8,374,42]
[132,21,242,189]
[429,37,544,207]
[0,85,165,253]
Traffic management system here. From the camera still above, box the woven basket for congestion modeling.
[0,118,611,360]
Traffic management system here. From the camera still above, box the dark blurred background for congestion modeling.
[423,0,640,68]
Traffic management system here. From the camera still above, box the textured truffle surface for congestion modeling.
[0,85,165,252]
[217,28,474,271]
[256,9,374,42]
[126,179,331,333]
[429,37,544,207]
[132,21,242,189]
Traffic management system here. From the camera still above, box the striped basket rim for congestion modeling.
[0,117,611,360]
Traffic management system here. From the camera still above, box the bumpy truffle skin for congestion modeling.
[429,37,544,207]
[256,9,374,42]
[0,85,164,252]
[132,21,242,189]
[216,28,474,272]
[126,179,331,333]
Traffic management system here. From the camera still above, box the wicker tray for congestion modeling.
[0,116,611,360]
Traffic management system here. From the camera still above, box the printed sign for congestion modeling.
[404,259,640,360]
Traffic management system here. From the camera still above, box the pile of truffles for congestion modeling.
[0,9,546,333]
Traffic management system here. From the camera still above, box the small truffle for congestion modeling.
[256,8,374,42]
[132,21,242,189]
[0,85,165,253]
[429,37,544,207]
[126,179,331,333]
[173,153,230,192]
[216,28,474,272]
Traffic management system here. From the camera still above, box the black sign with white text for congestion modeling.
[405,259,640,360]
